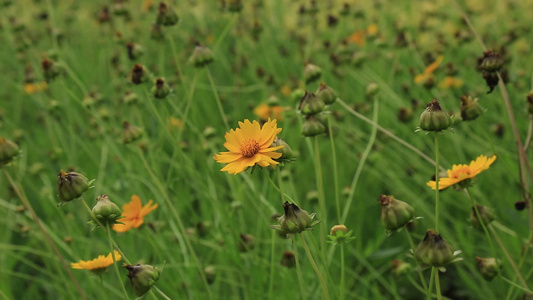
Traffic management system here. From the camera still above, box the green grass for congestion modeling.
[1,0,533,299]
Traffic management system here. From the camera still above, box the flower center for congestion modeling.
[240,139,260,157]
[451,166,471,178]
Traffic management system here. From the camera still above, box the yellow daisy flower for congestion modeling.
[427,155,497,190]
[71,251,121,274]
[113,195,158,233]
[213,118,284,175]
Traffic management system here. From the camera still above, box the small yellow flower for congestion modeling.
[427,155,497,190]
[281,85,292,96]
[71,251,121,274]
[366,23,379,36]
[213,118,283,175]
[348,30,365,46]
[438,76,464,89]
[167,117,183,131]
[113,195,158,233]
[253,103,285,122]
[414,55,444,84]
[24,82,48,94]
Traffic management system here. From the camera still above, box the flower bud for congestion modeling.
[482,71,499,94]
[398,107,413,123]
[475,257,501,281]
[365,82,379,98]
[127,64,150,85]
[92,194,122,226]
[151,78,171,99]
[302,116,326,137]
[204,266,216,284]
[280,251,296,268]
[0,137,19,166]
[391,259,412,277]
[469,205,495,229]
[330,224,348,235]
[126,42,144,60]
[290,89,306,103]
[189,42,214,68]
[122,121,143,144]
[479,50,503,73]
[414,230,455,268]
[42,58,61,81]
[328,224,355,245]
[156,2,179,26]
[299,91,325,115]
[460,95,484,121]
[125,264,161,297]
[418,98,452,132]
[271,202,319,235]
[150,23,165,41]
[378,195,414,232]
[304,63,322,83]
[351,51,366,67]
[271,137,295,162]
[316,82,337,105]
[237,233,255,252]
[57,170,91,203]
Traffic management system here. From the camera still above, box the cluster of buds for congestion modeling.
[271,202,320,236]
[478,50,504,94]
[417,98,452,132]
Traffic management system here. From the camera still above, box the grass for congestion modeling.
[1,0,533,299]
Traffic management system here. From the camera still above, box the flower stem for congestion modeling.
[464,188,497,258]
[292,236,306,300]
[314,135,327,265]
[339,244,345,300]
[434,132,440,233]
[405,230,430,300]
[206,67,230,130]
[3,170,87,300]
[435,269,442,300]
[327,115,341,222]
[268,230,276,300]
[152,286,172,300]
[300,233,330,300]
[107,224,129,300]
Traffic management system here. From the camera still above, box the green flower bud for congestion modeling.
[127,64,150,85]
[237,233,255,252]
[57,170,91,203]
[122,91,139,105]
[122,121,143,144]
[351,51,366,67]
[204,266,216,284]
[378,195,414,232]
[304,63,322,83]
[302,116,326,137]
[299,91,325,115]
[151,78,171,99]
[92,194,122,226]
[391,259,412,277]
[328,224,355,245]
[475,257,502,281]
[418,98,452,132]
[316,82,337,105]
[150,23,165,41]
[460,96,484,121]
[125,264,161,297]
[280,251,296,268]
[41,58,61,82]
[266,94,280,106]
[470,205,495,230]
[126,42,144,60]
[398,107,413,123]
[365,82,380,98]
[290,89,306,103]
[479,50,503,73]
[271,137,296,162]
[156,2,179,26]
[271,202,319,235]
[0,137,19,166]
[189,42,214,68]
[414,230,455,268]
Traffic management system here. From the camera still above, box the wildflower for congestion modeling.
[113,195,158,233]
[271,202,319,236]
[92,194,122,227]
[414,230,459,269]
[125,264,161,297]
[438,76,464,89]
[253,103,284,122]
[57,170,93,204]
[417,98,452,132]
[427,155,497,190]
[366,23,379,37]
[378,195,415,232]
[71,250,121,275]
[24,82,48,94]
[213,118,283,175]
[414,55,443,85]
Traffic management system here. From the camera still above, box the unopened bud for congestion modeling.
[189,42,214,68]
[92,194,122,226]
[227,0,242,12]
[156,2,179,26]
[418,98,452,132]
[237,233,255,252]
[204,266,216,284]
[126,42,144,60]
[479,50,503,73]
[57,170,91,203]
[302,116,326,137]
[280,251,296,268]
[469,205,495,229]
[414,230,455,268]
[122,121,143,144]
[125,264,161,297]
[475,257,501,281]
[271,137,295,162]
[127,64,150,85]
[391,259,412,277]
[299,91,325,115]
[482,71,499,94]
[304,63,322,83]
[365,82,379,98]
[526,91,533,116]
[151,78,171,99]
[378,195,414,232]
[316,82,337,105]
[460,96,484,121]
[271,202,319,235]
[150,23,165,41]
[42,58,61,81]
[0,137,19,166]
[330,224,348,235]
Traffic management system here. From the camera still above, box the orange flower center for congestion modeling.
[451,166,471,178]
[240,139,260,157]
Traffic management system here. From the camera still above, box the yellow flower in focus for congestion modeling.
[71,251,121,273]
[414,55,444,84]
[438,76,464,89]
[24,82,48,94]
[113,195,159,233]
[213,118,283,175]
[253,103,285,122]
[427,155,497,190]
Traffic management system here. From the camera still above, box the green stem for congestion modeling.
[152,286,172,300]
[339,244,345,300]
[107,224,129,300]
[314,136,327,265]
[429,268,435,300]
[434,133,440,233]
[405,230,430,300]
[300,233,330,300]
[435,269,442,300]
[327,116,341,222]
[292,237,306,300]
[213,14,238,53]
[267,230,276,300]
[464,189,497,257]
[206,67,230,129]
[3,170,87,300]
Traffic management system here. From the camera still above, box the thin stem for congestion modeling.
[429,268,435,300]
[292,237,306,300]
[434,269,442,300]
[176,71,198,144]
[314,136,327,265]
[206,67,230,130]
[107,224,129,300]
[405,230,430,300]
[3,170,87,300]
[300,233,330,300]
[337,99,441,171]
[152,286,172,300]
[267,230,276,300]
[213,14,238,53]
[327,116,341,222]
[339,245,345,300]
[523,118,533,151]
[434,133,440,233]
[464,189,497,258]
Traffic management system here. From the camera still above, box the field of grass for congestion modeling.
[1,0,533,299]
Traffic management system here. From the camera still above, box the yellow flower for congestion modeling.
[71,251,121,273]
[253,103,285,122]
[427,155,497,190]
[438,76,464,89]
[113,195,158,233]
[366,23,379,36]
[167,117,183,131]
[414,55,444,84]
[348,30,365,46]
[281,85,292,96]
[24,82,48,94]
[213,118,283,175]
